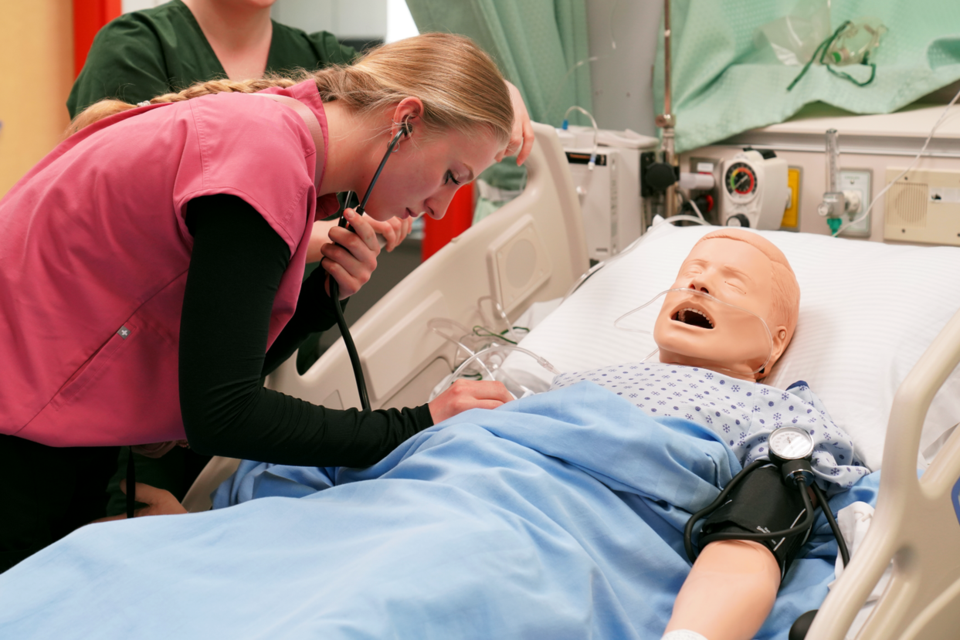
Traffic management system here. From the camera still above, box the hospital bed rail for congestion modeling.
[811,307,960,639]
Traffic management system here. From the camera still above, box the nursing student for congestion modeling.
[64,0,534,516]
[0,33,517,572]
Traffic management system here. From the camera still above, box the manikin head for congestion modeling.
[653,229,800,381]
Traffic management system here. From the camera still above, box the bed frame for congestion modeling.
[182,123,960,639]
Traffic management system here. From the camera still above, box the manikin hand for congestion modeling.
[427,379,514,423]
[497,80,535,166]
[321,207,381,299]
[90,480,188,523]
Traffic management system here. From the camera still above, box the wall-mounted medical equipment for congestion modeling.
[718,149,791,229]
[884,168,960,244]
[816,129,867,235]
[677,79,960,243]
[649,148,792,231]
[557,125,656,264]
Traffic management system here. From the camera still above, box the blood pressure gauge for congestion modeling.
[769,426,816,486]
[724,161,759,203]
[769,426,815,462]
[718,150,789,230]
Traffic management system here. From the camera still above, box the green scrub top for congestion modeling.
[67,0,357,118]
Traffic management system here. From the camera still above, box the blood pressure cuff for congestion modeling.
[698,464,811,579]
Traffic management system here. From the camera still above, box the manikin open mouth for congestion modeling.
[672,307,714,329]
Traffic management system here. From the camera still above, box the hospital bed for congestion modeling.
[149,123,960,638]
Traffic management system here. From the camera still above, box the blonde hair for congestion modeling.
[67,33,513,147]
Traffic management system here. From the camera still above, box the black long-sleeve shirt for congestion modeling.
[178,195,433,468]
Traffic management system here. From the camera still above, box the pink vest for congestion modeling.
[0,80,339,447]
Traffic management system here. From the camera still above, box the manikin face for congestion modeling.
[653,238,787,381]
[360,127,502,223]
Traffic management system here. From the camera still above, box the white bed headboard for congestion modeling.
[267,122,589,411]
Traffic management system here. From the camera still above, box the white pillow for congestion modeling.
[503,220,960,470]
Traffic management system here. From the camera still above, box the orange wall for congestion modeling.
[0,0,74,197]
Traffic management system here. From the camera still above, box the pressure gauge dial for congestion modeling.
[768,426,815,461]
[724,161,759,203]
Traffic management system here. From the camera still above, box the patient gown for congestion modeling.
[552,362,870,490]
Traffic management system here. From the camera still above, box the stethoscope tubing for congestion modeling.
[326,126,408,413]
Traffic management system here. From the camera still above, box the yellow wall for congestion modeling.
[0,0,74,197]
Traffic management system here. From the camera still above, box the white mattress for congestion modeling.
[502,220,960,471]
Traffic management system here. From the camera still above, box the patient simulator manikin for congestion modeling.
[653,229,801,640]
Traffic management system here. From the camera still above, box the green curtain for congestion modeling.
[654,0,960,153]
[405,0,593,126]
[405,0,593,220]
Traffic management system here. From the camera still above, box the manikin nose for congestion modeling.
[688,281,709,295]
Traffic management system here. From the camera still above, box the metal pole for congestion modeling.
[656,0,678,217]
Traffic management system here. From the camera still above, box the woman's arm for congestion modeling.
[179,195,432,467]
[179,195,511,467]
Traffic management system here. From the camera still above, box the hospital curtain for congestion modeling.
[404,0,593,221]
[655,0,960,153]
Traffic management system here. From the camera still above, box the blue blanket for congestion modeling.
[0,383,879,639]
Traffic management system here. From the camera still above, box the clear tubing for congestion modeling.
[427,319,498,382]
[563,105,600,169]
[477,296,520,344]
[450,344,561,381]
[430,344,562,402]
[825,128,841,193]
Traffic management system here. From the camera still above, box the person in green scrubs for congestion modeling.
[68,0,356,119]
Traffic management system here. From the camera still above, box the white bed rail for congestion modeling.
[812,308,960,639]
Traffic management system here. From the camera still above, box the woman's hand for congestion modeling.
[307,212,410,264]
[366,214,413,252]
[90,480,187,523]
[428,379,515,423]
[497,80,535,166]
[321,207,381,299]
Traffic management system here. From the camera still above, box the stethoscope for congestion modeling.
[684,425,850,567]
[327,118,413,413]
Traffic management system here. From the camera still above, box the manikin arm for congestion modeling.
[664,540,780,640]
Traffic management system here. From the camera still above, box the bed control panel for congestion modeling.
[487,216,552,317]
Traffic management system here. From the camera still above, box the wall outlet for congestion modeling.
[836,169,872,237]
